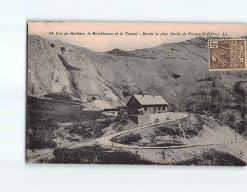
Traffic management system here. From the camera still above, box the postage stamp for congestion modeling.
[209,39,246,71]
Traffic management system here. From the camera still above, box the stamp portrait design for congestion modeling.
[209,39,246,70]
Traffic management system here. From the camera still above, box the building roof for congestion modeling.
[128,95,168,106]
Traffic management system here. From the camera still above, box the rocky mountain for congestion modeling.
[27,35,119,103]
[27,35,247,136]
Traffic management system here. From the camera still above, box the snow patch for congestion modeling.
[104,90,118,101]
[83,100,114,111]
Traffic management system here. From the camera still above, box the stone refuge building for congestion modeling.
[126,95,169,125]
[126,95,168,115]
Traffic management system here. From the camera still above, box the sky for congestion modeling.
[28,22,247,52]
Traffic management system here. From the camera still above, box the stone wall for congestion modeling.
[128,115,151,126]
[150,113,168,123]
[137,115,151,126]
[128,112,188,126]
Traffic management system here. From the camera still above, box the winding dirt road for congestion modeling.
[29,113,189,163]
[29,112,245,163]
[69,113,190,149]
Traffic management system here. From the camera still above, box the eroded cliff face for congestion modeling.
[27,35,247,136]
[28,35,118,103]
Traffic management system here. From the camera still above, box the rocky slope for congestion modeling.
[28,35,119,103]
[27,35,247,137]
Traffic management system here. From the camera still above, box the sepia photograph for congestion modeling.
[26,22,247,165]
[2,0,247,192]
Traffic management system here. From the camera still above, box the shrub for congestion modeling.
[122,90,131,97]
[27,136,57,150]
[112,133,142,144]
[60,47,66,54]
[50,43,55,48]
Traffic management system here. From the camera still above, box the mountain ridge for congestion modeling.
[27,35,247,137]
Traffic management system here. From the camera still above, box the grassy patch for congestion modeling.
[111,115,205,146]
[68,119,113,139]
[111,133,142,145]
[174,149,246,166]
[26,97,102,150]
[50,145,154,164]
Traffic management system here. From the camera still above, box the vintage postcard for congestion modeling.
[27,22,247,165]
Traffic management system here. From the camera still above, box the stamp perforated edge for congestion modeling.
[208,38,247,71]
